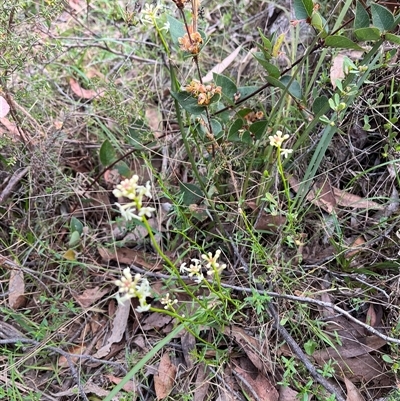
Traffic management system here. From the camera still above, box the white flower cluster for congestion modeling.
[115,267,151,312]
[140,3,169,32]
[180,249,227,284]
[269,130,293,159]
[113,175,155,221]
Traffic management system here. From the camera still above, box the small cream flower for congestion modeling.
[113,176,155,221]
[269,131,290,148]
[113,176,139,199]
[115,269,152,312]
[160,293,178,310]
[281,148,293,159]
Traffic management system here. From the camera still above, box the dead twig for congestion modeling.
[0,167,29,204]
[128,264,400,345]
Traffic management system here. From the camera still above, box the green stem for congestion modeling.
[142,216,220,321]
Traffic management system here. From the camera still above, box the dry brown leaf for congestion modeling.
[93,300,130,358]
[226,326,265,372]
[145,107,162,137]
[0,117,26,140]
[203,46,242,83]
[154,353,177,399]
[288,176,336,213]
[58,344,86,368]
[194,363,210,401]
[278,385,300,401]
[289,176,384,213]
[245,201,286,231]
[105,374,137,392]
[0,96,10,118]
[330,53,346,89]
[181,331,196,369]
[72,286,110,308]
[234,366,279,401]
[365,304,378,327]
[69,78,105,100]
[333,187,383,209]
[314,335,386,361]
[8,268,25,310]
[313,335,388,383]
[141,312,173,331]
[98,246,163,270]
[346,236,366,259]
[344,376,365,401]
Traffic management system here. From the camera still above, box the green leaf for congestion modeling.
[253,53,281,78]
[68,231,81,247]
[324,35,365,51]
[213,73,237,103]
[280,75,303,99]
[257,28,272,51]
[228,129,252,144]
[385,33,400,44]
[237,86,260,99]
[180,183,204,205]
[310,12,329,37]
[293,0,313,19]
[354,27,382,41]
[266,75,286,90]
[304,340,317,356]
[115,161,131,177]
[354,1,370,29]
[167,15,185,44]
[371,3,395,32]
[228,118,244,140]
[171,91,206,115]
[237,108,253,118]
[70,217,83,235]
[99,139,117,166]
[249,120,268,140]
[382,354,394,364]
[312,96,329,115]
[210,119,223,138]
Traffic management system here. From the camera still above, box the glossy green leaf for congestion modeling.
[354,1,370,29]
[293,0,313,19]
[354,27,381,40]
[324,35,364,51]
[99,139,117,166]
[371,3,395,31]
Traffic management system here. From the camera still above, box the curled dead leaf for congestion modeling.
[69,78,105,100]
